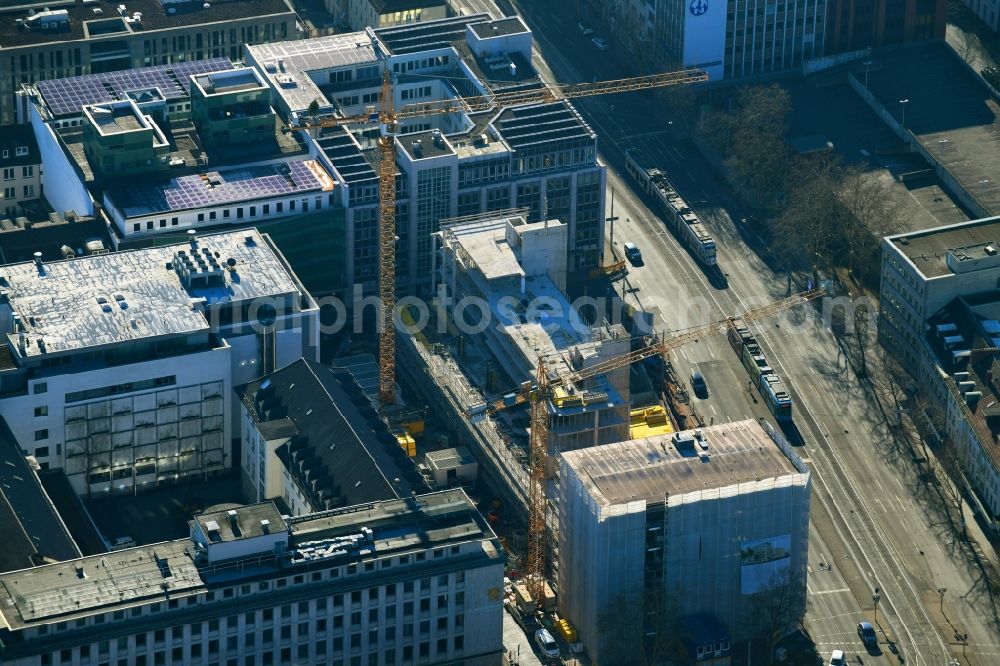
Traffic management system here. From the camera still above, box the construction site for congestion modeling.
[390,206,819,658]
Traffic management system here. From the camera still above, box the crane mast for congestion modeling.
[377,71,398,406]
[296,67,710,409]
[502,289,825,606]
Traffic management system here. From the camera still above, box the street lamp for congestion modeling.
[899,98,910,128]
[872,587,881,624]
[863,60,873,89]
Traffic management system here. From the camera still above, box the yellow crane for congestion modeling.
[296,67,710,406]
[472,289,825,604]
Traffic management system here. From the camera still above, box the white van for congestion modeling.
[534,628,560,658]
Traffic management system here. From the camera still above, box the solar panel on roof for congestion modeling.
[38,59,235,117]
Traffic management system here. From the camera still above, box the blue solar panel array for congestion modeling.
[113,160,326,217]
[37,58,234,118]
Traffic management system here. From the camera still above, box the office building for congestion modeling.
[0,489,505,666]
[825,0,947,54]
[0,0,301,126]
[246,13,606,295]
[879,217,1000,368]
[881,217,1000,524]
[344,0,451,30]
[22,60,341,246]
[963,0,1000,33]
[0,228,320,496]
[0,125,43,219]
[557,419,810,664]
[236,358,426,514]
[589,0,827,80]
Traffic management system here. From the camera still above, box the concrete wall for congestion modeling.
[29,103,93,217]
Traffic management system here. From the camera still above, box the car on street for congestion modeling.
[534,628,560,658]
[592,36,609,51]
[690,370,708,398]
[829,649,846,666]
[577,21,594,36]
[623,242,643,266]
[857,622,878,651]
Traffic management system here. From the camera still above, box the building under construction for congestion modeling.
[396,212,654,515]
[557,419,811,665]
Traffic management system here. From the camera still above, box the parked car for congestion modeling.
[577,21,594,36]
[110,536,136,551]
[829,649,846,666]
[857,622,878,651]
[592,36,609,51]
[690,370,708,397]
[623,242,643,266]
[534,628,560,658]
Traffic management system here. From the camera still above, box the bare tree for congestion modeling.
[837,166,909,283]
[768,152,845,275]
[748,570,806,663]
[723,84,792,206]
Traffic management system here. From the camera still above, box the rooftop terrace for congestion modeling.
[561,419,807,505]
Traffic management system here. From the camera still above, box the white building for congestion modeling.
[0,228,319,496]
[557,419,811,664]
[102,158,337,239]
[236,357,425,514]
[591,0,826,80]
[435,214,631,457]
[881,217,1000,525]
[880,216,1000,370]
[0,490,505,666]
[246,14,606,295]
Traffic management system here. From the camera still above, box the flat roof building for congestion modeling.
[557,419,810,664]
[0,489,505,666]
[879,215,1000,367]
[0,228,319,495]
[246,13,606,295]
[1,0,301,126]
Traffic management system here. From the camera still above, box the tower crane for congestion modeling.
[470,288,825,604]
[295,67,710,406]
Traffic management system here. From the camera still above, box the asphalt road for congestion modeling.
[456,0,1000,664]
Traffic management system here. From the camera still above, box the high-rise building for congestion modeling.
[557,419,811,664]
[0,0,302,126]
[0,489,506,666]
[589,0,828,80]
[825,0,946,54]
[0,228,320,495]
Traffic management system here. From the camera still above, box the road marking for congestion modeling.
[809,588,851,595]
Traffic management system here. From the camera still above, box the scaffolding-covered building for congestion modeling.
[557,419,811,665]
